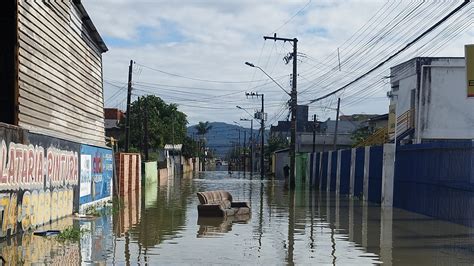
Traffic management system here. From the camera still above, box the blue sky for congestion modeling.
[83,0,473,126]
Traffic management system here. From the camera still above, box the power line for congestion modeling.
[307,0,471,104]
[272,0,312,33]
[135,62,289,84]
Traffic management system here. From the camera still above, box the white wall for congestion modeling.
[391,58,473,141]
[421,66,474,139]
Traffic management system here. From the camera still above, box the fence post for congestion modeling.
[382,144,395,207]
[336,150,342,195]
[363,146,370,201]
[350,148,356,197]
[327,151,332,192]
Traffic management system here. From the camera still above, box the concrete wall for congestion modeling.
[116,153,141,198]
[421,66,473,139]
[390,58,473,141]
[0,123,80,238]
[144,161,158,185]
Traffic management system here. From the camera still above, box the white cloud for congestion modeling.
[82,0,474,126]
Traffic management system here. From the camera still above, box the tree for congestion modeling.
[182,136,198,159]
[266,135,289,156]
[195,121,212,137]
[350,126,372,146]
[119,95,189,156]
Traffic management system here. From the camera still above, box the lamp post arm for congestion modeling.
[255,66,290,96]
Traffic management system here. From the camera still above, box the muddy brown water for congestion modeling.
[2,171,474,265]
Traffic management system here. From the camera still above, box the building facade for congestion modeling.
[0,1,112,239]
[1,0,108,147]
[389,56,474,143]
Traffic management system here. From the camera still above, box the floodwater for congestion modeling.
[2,171,474,265]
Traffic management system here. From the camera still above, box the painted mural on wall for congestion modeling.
[79,145,113,205]
[0,130,80,239]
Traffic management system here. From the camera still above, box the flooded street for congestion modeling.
[3,171,474,265]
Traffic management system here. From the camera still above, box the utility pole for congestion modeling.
[261,94,264,179]
[238,128,241,170]
[137,97,143,152]
[125,60,133,152]
[240,118,253,174]
[310,114,317,185]
[143,97,149,161]
[250,120,254,173]
[246,92,265,179]
[264,34,298,189]
[243,130,247,172]
[333,98,341,151]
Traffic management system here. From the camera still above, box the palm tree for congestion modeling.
[195,121,212,171]
[195,121,212,137]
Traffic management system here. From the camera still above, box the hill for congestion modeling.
[187,122,264,158]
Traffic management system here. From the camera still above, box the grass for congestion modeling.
[57,227,89,242]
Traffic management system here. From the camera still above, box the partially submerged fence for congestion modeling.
[394,141,474,227]
[309,140,474,227]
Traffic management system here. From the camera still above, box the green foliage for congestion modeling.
[119,95,189,152]
[195,121,212,136]
[266,135,289,156]
[85,206,101,217]
[350,127,372,146]
[57,227,88,242]
[182,136,199,159]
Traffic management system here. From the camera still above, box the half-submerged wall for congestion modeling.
[309,141,474,227]
[0,122,113,239]
[0,123,79,238]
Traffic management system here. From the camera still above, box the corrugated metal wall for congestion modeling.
[17,1,105,146]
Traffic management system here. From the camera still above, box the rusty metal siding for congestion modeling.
[17,0,105,146]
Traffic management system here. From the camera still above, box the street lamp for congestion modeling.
[236,105,256,119]
[245,62,290,95]
[244,62,292,182]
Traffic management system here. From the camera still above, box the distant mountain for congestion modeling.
[187,122,264,158]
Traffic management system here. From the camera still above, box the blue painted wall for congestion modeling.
[394,141,474,227]
[368,146,383,203]
[314,153,321,187]
[321,153,328,190]
[340,150,351,194]
[79,145,113,206]
[354,148,365,197]
[330,152,338,191]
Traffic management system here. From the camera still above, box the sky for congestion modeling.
[82,0,473,128]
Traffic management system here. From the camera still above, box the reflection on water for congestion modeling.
[2,171,474,264]
[197,214,250,238]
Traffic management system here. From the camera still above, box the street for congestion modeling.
[2,171,474,264]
